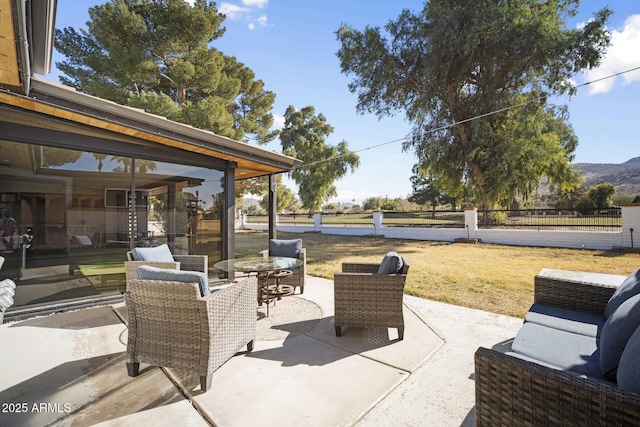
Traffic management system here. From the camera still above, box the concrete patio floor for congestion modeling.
[0,276,523,426]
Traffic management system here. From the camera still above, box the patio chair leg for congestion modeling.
[335,325,342,337]
[247,340,254,352]
[300,284,304,294]
[127,362,140,377]
[398,328,404,340]
[200,374,213,392]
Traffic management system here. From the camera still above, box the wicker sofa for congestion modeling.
[333,253,409,340]
[475,268,640,426]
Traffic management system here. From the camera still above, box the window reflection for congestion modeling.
[0,140,224,308]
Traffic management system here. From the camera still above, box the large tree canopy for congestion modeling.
[55,0,278,143]
[336,0,611,209]
[280,106,360,212]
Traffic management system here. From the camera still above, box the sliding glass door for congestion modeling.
[0,140,224,309]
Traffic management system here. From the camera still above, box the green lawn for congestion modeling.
[235,230,640,318]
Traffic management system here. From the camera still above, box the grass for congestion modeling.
[235,230,640,318]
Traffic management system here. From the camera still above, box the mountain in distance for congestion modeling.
[571,157,640,195]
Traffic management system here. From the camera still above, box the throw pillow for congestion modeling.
[617,325,640,394]
[604,268,640,319]
[377,252,404,275]
[269,239,302,258]
[131,244,174,262]
[137,265,210,297]
[600,293,640,381]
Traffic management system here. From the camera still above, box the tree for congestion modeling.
[280,106,360,212]
[55,0,278,143]
[587,181,616,210]
[362,196,382,211]
[258,175,296,213]
[236,176,268,205]
[407,164,453,211]
[553,185,587,210]
[336,0,610,209]
[362,196,396,211]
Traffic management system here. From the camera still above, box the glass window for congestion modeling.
[0,140,224,309]
[133,159,224,266]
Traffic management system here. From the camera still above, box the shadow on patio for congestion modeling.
[0,276,523,426]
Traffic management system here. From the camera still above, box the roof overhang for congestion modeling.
[0,78,301,179]
[28,0,57,76]
[0,0,300,180]
[0,0,57,94]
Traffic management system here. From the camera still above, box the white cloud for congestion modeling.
[221,1,269,30]
[248,14,268,30]
[271,113,285,130]
[242,0,267,8]
[219,3,250,19]
[582,14,640,94]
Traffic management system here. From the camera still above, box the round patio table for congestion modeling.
[214,256,302,316]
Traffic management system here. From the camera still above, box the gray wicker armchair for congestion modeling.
[475,270,640,426]
[125,276,257,392]
[333,260,409,340]
[259,239,306,294]
[125,248,208,282]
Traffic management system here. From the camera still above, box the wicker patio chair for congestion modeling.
[475,269,640,426]
[333,260,410,340]
[125,247,208,281]
[125,276,257,392]
[259,239,306,294]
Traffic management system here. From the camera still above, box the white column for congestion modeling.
[464,207,478,239]
[621,204,640,248]
[373,211,383,235]
[314,213,322,232]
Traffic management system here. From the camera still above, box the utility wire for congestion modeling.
[295,65,640,169]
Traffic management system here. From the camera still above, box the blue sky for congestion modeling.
[48,1,640,204]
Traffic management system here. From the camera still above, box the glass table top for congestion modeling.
[213,256,302,273]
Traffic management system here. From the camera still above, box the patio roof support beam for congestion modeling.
[269,174,277,240]
[222,161,237,279]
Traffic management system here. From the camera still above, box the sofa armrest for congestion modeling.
[475,347,640,426]
[199,277,257,365]
[297,248,306,275]
[534,269,625,315]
